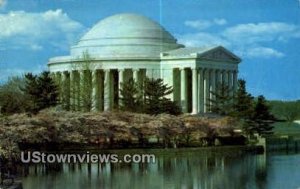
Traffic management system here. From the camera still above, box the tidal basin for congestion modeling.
[21,148,300,189]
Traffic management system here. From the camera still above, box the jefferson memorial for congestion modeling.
[48,13,241,114]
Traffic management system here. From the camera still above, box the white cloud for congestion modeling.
[185,18,227,30]
[177,32,230,47]
[178,21,300,59]
[30,44,43,51]
[213,18,227,25]
[245,47,284,58]
[222,22,299,44]
[0,9,85,51]
[184,20,212,30]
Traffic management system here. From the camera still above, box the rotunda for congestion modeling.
[48,13,241,113]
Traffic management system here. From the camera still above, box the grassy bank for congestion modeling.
[266,122,300,151]
[55,145,264,157]
[272,122,300,137]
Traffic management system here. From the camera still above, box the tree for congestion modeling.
[160,100,182,116]
[209,81,234,116]
[23,71,59,114]
[251,95,275,136]
[144,78,181,115]
[0,76,27,115]
[119,78,143,112]
[280,101,300,122]
[270,100,300,122]
[233,79,255,119]
[68,51,95,112]
[23,73,39,113]
[80,69,93,112]
[37,71,59,109]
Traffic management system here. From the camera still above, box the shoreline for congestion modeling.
[19,145,264,157]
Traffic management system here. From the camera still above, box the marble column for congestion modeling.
[180,68,187,113]
[67,71,71,110]
[61,72,66,107]
[198,68,204,113]
[133,68,139,85]
[55,72,62,102]
[220,69,224,83]
[140,69,147,85]
[223,70,229,85]
[233,70,238,92]
[79,70,84,111]
[55,72,61,84]
[132,69,141,91]
[166,68,174,101]
[173,68,181,105]
[118,69,124,107]
[92,70,100,112]
[228,70,233,97]
[70,71,76,111]
[104,69,111,111]
[110,70,115,109]
[203,69,210,113]
[215,69,221,91]
[75,71,81,111]
[192,69,198,114]
[62,71,70,110]
[99,70,104,111]
[210,69,216,107]
[228,70,233,89]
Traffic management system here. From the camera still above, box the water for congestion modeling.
[21,149,300,189]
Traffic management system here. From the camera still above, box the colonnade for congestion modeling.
[54,69,146,112]
[175,68,237,114]
[53,67,237,114]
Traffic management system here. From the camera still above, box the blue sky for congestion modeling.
[0,0,299,100]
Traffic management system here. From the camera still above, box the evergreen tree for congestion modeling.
[160,100,182,115]
[119,78,143,112]
[251,95,275,136]
[23,71,59,114]
[226,79,256,136]
[37,71,59,109]
[233,79,255,119]
[144,78,181,115]
[23,73,39,113]
[209,81,234,116]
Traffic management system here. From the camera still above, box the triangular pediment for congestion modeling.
[198,46,241,63]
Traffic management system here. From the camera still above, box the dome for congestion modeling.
[71,13,183,58]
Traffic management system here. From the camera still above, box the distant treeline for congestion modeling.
[268,100,300,122]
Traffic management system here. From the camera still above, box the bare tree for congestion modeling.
[68,51,96,112]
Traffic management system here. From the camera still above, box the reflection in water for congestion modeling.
[21,151,299,189]
[266,153,300,189]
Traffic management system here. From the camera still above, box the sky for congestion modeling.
[0,0,299,100]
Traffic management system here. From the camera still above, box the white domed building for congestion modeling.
[48,13,241,114]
